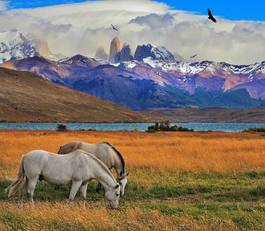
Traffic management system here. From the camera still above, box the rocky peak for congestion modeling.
[109,36,122,63]
[95,47,108,60]
[59,54,98,68]
[116,44,134,63]
[0,31,38,63]
[134,44,176,63]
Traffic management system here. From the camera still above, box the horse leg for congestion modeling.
[69,180,82,201]
[27,176,39,204]
[18,178,27,206]
[80,182,88,208]
[80,182,88,200]
[96,183,102,193]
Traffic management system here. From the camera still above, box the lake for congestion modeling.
[0,123,265,132]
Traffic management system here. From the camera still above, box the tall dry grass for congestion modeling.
[0,131,265,177]
[0,201,188,231]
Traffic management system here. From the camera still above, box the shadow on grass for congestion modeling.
[0,180,102,202]
[0,180,220,202]
[207,185,265,202]
[124,183,220,201]
[2,170,265,203]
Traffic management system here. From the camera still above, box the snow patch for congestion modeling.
[0,30,38,63]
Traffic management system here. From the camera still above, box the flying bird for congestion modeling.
[190,54,198,59]
[208,9,217,23]
[111,24,119,32]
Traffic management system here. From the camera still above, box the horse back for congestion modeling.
[58,141,81,154]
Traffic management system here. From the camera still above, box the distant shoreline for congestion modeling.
[0,121,151,124]
[1,121,265,124]
[0,122,265,133]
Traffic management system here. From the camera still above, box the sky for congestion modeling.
[2,0,265,21]
[0,0,264,64]
[160,0,265,21]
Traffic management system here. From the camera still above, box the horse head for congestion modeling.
[117,172,128,197]
[105,184,120,209]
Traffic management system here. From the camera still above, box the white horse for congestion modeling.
[58,141,128,196]
[6,150,121,209]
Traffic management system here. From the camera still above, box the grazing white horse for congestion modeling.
[6,150,121,209]
[58,141,128,196]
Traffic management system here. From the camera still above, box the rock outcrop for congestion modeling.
[117,44,134,62]
[134,44,176,62]
[109,36,122,63]
[95,47,108,60]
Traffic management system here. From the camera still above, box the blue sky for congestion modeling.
[5,0,265,21]
[160,0,265,21]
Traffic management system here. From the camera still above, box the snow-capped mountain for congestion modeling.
[127,59,265,78]
[135,44,176,63]
[0,31,38,63]
[59,54,99,68]
[1,40,265,110]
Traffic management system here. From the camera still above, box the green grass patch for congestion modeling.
[0,212,28,231]
[232,214,264,231]
[0,180,11,200]
[45,220,86,231]
[142,202,265,230]
[3,170,265,203]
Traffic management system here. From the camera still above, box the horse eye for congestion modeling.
[116,194,119,197]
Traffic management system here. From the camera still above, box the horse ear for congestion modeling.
[114,184,119,189]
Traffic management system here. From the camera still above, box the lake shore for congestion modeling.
[0,122,265,132]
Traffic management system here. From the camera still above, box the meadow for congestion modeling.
[1,130,265,230]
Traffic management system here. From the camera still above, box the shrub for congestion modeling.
[244,128,265,133]
[147,121,193,132]
[56,124,67,131]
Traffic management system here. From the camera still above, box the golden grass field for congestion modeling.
[1,130,265,230]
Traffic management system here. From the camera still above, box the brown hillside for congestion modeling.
[0,68,147,122]
[145,107,265,123]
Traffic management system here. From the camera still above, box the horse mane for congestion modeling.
[75,150,116,183]
[103,142,125,175]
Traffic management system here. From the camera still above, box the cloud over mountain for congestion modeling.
[130,13,175,28]
[0,1,7,11]
[0,0,264,64]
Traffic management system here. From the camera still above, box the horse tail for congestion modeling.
[5,156,26,198]
[57,146,63,154]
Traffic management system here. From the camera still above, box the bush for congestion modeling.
[57,124,67,131]
[244,128,265,133]
[147,121,193,132]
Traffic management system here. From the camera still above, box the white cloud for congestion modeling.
[0,0,264,64]
[0,1,7,11]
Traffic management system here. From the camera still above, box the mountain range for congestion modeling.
[1,34,265,111]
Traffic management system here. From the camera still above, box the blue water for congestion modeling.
[0,123,265,132]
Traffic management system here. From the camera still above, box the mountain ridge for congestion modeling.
[0,67,148,122]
